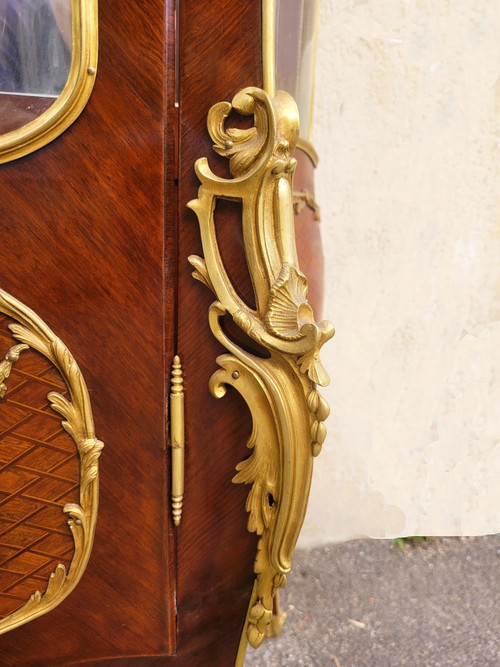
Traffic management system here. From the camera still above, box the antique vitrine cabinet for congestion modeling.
[0,0,330,664]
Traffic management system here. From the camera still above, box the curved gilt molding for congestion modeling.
[188,87,333,651]
[296,137,319,168]
[0,0,98,164]
[0,289,103,634]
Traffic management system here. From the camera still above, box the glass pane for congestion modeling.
[0,0,72,133]
[275,0,318,139]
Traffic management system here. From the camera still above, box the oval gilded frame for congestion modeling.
[0,0,98,164]
[0,288,103,635]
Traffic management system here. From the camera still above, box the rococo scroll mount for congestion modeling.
[188,87,333,651]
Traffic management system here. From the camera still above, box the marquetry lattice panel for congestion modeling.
[0,316,78,619]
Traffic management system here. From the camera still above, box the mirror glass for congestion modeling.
[275,0,318,139]
[0,0,72,134]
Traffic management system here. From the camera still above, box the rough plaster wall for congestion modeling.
[299,0,500,545]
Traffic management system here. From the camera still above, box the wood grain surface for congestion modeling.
[294,149,324,318]
[175,1,262,665]
[0,1,322,664]
[0,95,54,134]
[0,1,175,662]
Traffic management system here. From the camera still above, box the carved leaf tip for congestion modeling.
[297,351,330,387]
[45,564,67,596]
[188,255,215,293]
[9,323,48,356]
[47,391,79,436]
[25,563,67,611]
[64,503,86,522]
[205,88,271,178]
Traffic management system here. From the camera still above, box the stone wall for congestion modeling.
[300,0,500,544]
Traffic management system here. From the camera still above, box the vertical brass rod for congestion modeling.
[170,355,184,526]
[309,0,320,142]
[262,0,276,97]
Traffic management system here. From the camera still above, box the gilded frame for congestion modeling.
[0,0,98,164]
[0,289,103,634]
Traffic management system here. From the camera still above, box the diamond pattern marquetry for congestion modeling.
[0,316,79,619]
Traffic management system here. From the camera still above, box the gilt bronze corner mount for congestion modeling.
[188,85,333,659]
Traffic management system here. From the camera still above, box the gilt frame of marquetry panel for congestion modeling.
[0,289,103,634]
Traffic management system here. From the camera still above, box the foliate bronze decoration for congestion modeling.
[188,87,333,650]
[293,189,321,221]
[0,343,29,397]
[0,289,103,634]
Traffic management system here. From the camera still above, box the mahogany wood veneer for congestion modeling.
[0,1,324,664]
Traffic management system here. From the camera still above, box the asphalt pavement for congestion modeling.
[245,536,500,666]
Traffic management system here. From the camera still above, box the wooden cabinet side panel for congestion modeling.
[175,1,263,665]
[0,1,176,663]
[294,149,324,317]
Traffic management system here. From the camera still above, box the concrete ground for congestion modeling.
[245,536,500,667]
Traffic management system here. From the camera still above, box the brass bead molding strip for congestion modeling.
[0,289,103,634]
[0,0,98,164]
[296,137,319,168]
[188,87,333,658]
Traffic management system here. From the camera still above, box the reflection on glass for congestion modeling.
[0,0,71,134]
[275,0,318,139]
